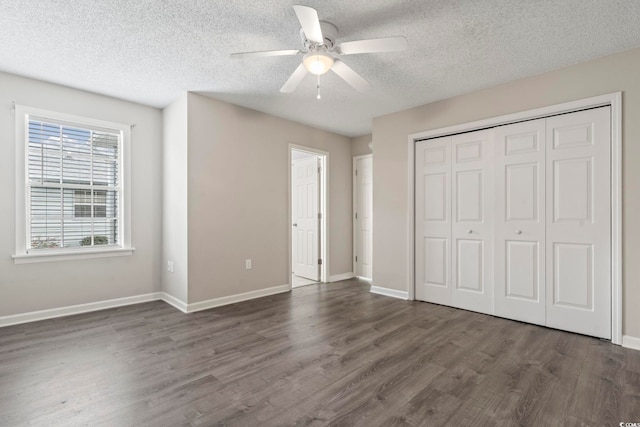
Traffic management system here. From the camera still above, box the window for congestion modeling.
[14,106,132,262]
[73,190,107,219]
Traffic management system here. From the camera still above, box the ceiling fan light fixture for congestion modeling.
[303,51,334,75]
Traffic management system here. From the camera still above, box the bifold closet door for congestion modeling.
[415,136,452,305]
[545,107,611,339]
[494,119,546,326]
[415,130,493,315]
[415,106,611,339]
[450,130,494,315]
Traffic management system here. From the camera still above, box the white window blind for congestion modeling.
[27,118,122,251]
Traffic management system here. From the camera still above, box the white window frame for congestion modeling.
[13,105,133,263]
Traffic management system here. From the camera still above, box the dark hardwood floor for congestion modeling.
[1,279,639,426]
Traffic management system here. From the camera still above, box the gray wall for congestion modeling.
[163,93,353,304]
[351,134,372,157]
[2,76,354,316]
[372,47,640,338]
[0,71,162,316]
[162,93,189,302]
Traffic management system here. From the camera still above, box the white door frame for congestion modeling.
[289,144,329,284]
[406,92,622,345]
[353,154,373,278]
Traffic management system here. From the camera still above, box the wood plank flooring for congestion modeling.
[1,279,639,426]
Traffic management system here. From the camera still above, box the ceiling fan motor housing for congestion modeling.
[300,21,338,51]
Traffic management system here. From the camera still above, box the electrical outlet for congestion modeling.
[167,261,174,273]
[245,259,252,270]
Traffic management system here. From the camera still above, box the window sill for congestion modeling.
[12,247,135,264]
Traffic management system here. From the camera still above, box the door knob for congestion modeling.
[516,230,522,234]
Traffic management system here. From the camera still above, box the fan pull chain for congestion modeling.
[316,74,321,100]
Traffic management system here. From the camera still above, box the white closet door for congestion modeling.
[494,119,546,325]
[545,107,611,339]
[451,130,494,315]
[415,136,452,305]
[355,156,373,279]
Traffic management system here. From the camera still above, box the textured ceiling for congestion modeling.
[1,1,640,137]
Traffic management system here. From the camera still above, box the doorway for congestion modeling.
[289,145,328,288]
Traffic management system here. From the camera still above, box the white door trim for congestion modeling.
[289,144,329,284]
[406,92,622,345]
[353,154,373,278]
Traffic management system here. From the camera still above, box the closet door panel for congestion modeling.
[451,130,493,315]
[456,239,483,292]
[494,119,546,325]
[415,137,452,305]
[545,107,611,339]
[505,241,539,299]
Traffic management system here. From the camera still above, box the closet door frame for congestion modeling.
[407,92,622,345]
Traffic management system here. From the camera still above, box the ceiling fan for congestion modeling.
[230,5,408,98]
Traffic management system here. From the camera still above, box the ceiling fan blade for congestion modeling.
[293,5,324,44]
[339,36,408,55]
[331,60,371,92]
[231,49,300,59]
[280,63,308,93]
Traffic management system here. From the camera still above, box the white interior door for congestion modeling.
[354,156,373,279]
[292,156,320,281]
[415,136,452,305]
[451,130,494,315]
[545,107,611,339]
[494,119,546,326]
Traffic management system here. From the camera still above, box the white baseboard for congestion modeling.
[186,284,290,313]
[2,279,418,327]
[370,285,409,300]
[622,335,640,351]
[0,292,162,327]
[159,292,188,313]
[0,284,294,327]
[329,272,355,282]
